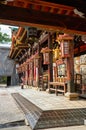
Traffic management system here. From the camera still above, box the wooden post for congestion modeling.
[37,42,42,89]
[47,32,53,91]
[66,41,75,93]
[58,34,79,100]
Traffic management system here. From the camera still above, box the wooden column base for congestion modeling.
[65,92,79,100]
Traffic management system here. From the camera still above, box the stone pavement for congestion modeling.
[0,126,30,130]
[7,86,86,130]
[11,92,86,130]
[7,86,86,111]
[0,86,86,130]
[0,88,24,125]
[0,125,86,130]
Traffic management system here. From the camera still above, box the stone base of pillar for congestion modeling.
[37,87,43,91]
[46,88,50,93]
[65,92,79,100]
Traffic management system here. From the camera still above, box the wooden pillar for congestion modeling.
[59,34,79,100]
[48,32,53,86]
[66,40,75,93]
[30,45,34,86]
[38,42,42,89]
[25,64,28,86]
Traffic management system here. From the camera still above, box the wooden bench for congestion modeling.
[48,81,67,95]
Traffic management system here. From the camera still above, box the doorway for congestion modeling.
[7,76,11,86]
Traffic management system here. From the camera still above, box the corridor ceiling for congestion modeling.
[0,0,86,35]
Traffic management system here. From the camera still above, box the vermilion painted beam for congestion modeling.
[0,4,86,34]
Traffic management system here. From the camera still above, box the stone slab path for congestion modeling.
[0,88,24,124]
[0,126,30,130]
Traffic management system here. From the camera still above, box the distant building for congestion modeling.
[0,44,17,86]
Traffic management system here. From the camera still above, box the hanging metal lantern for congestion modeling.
[27,56,33,72]
[34,58,39,67]
[16,67,19,73]
[34,54,40,67]
[28,27,37,38]
[25,27,38,43]
[57,34,73,58]
[18,64,22,73]
[53,47,60,62]
[61,41,70,58]
[20,67,22,73]
[41,47,51,64]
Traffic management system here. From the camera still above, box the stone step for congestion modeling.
[12,93,42,130]
[36,109,86,129]
[12,93,86,130]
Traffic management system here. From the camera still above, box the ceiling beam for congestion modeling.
[43,0,86,14]
[0,4,86,35]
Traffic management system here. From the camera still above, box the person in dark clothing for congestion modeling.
[20,77,24,89]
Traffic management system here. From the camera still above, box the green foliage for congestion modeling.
[0,76,7,83]
[0,30,11,43]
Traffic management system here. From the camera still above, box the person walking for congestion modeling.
[20,77,24,89]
